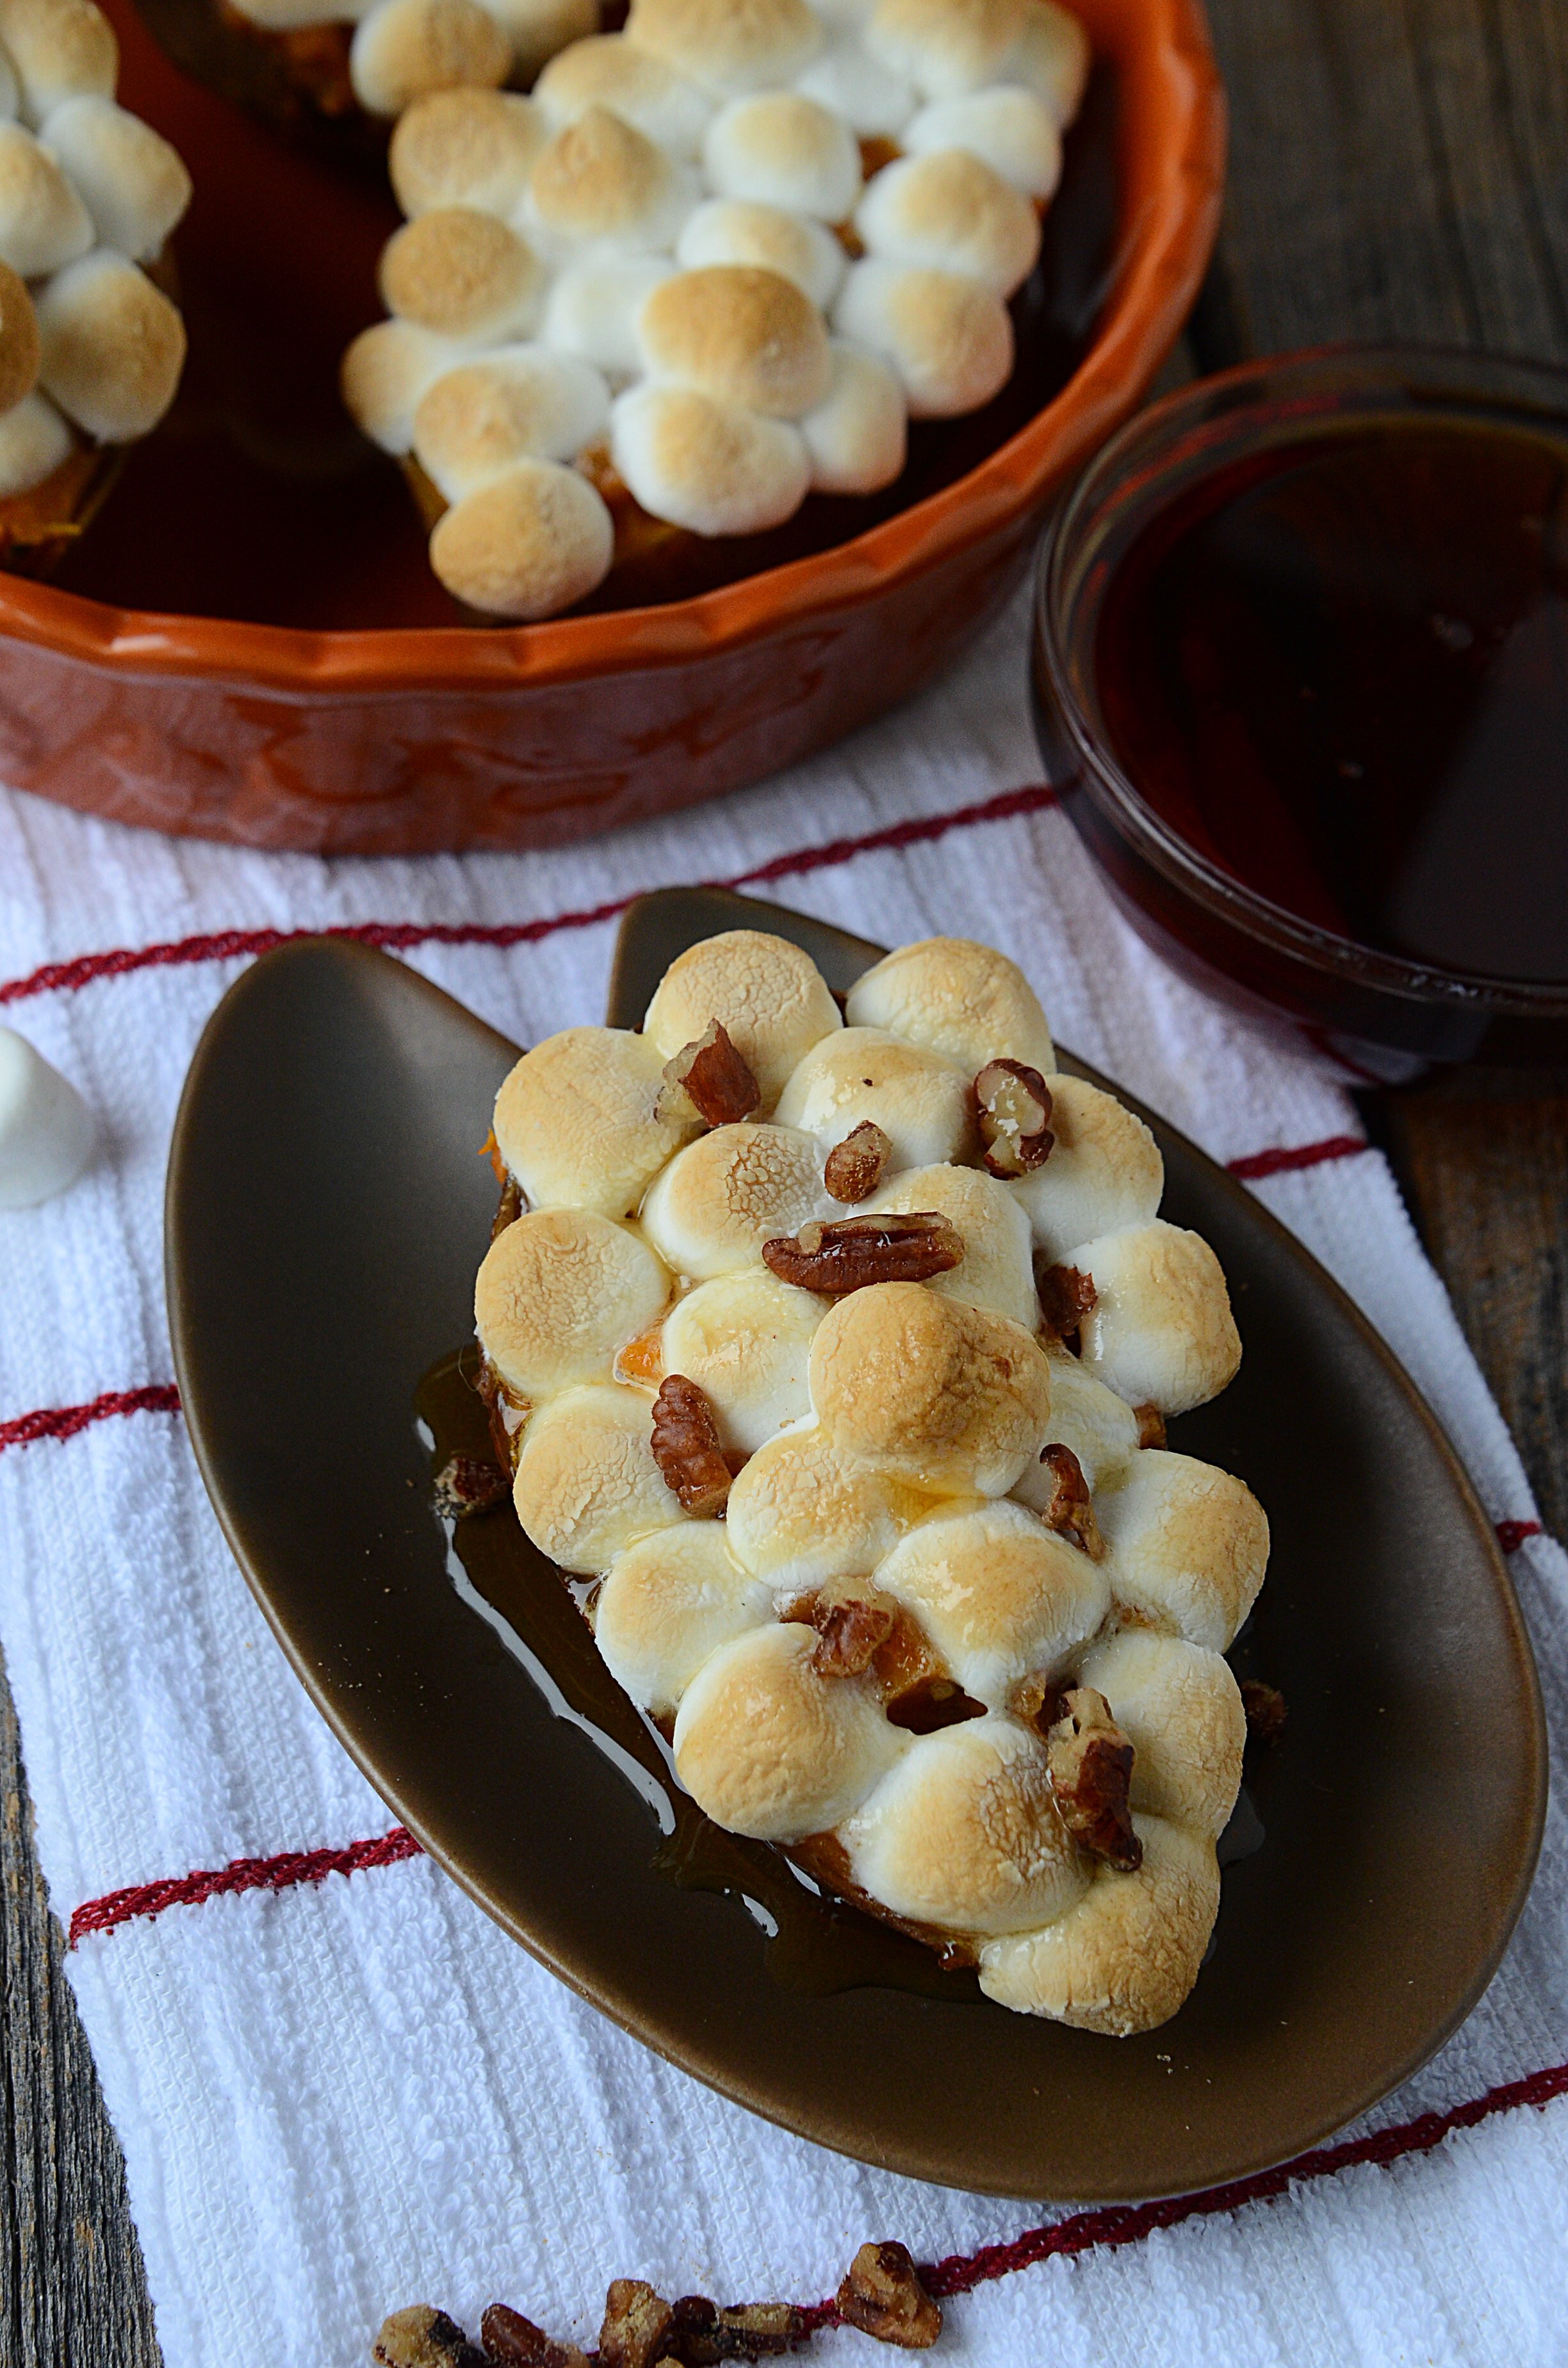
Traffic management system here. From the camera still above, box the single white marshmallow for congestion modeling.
[902,84,1061,197]
[341,316,464,454]
[0,120,90,276]
[42,96,192,261]
[999,0,1090,126]
[703,92,862,221]
[534,34,714,158]
[0,388,69,493]
[412,342,610,500]
[853,147,1040,295]
[541,252,676,378]
[833,255,1012,416]
[799,339,905,493]
[610,380,809,535]
[0,1027,93,1207]
[793,38,914,135]
[676,197,845,311]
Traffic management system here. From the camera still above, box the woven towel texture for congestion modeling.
[1,591,1565,2368]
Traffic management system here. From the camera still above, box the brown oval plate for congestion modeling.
[165,887,1546,2201]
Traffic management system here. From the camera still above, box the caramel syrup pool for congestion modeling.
[1094,420,1568,983]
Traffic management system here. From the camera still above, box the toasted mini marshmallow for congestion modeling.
[535,33,714,157]
[542,251,675,375]
[869,1163,1036,1329]
[674,1621,904,1842]
[36,249,183,440]
[493,1026,698,1217]
[1072,1221,1242,1414]
[639,1122,822,1279]
[513,1381,684,1574]
[1000,0,1090,125]
[637,264,831,418]
[0,1024,93,1206]
[0,121,88,275]
[902,84,1061,197]
[379,208,544,344]
[833,257,1011,415]
[1010,1343,1138,1498]
[389,88,547,218]
[626,0,822,97]
[676,197,844,310]
[799,339,906,493]
[810,1283,1052,1496]
[475,1206,669,1401]
[412,345,610,499]
[1010,1074,1163,1262]
[40,97,190,261]
[854,147,1039,295]
[0,257,38,411]
[867,0,1025,99]
[844,1716,1088,1934]
[978,1813,1219,2034]
[595,1524,772,1718]
[341,317,461,453]
[794,37,913,135]
[430,457,614,616]
[348,0,510,119]
[0,0,116,127]
[1096,1450,1269,1651]
[0,387,67,490]
[526,106,694,258]
[847,935,1055,1075]
[1077,1629,1245,1843]
[775,1028,972,1172]
[483,0,598,83]
[660,1267,823,1452]
[726,1424,920,1588]
[644,928,843,1106]
[610,382,809,534]
[703,91,862,220]
[872,1499,1109,1705]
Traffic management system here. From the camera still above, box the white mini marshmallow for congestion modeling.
[349,0,511,117]
[703,92,862,220]
[0,120,88,275]
[999,0,1090,124]
[794,38,913,135]
[524,105,696,262]
[610,381,809,536]
[534,33,714,158]
[0,388,68,492]
[676,197,844,311]
[341,316,462,454]
[388,88,547,218]
[37,247,184,440]
[412,343,609,500]
[833,256,1012,415]
[854,147,1040,295]
[800,339,905,492]
[866,0,1025,99]
[0,1026,93,1207]
[42,95,191,260]
[903,83,1061,197]
[542,251,676,377]
[0,0,117,126]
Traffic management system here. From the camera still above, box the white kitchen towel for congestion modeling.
[0,586,1564,2368]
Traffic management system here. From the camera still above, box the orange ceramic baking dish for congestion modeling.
[0,0,1223,855]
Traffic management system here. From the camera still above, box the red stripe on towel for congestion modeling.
[1225,1134,1369,1181]
[0,1382,181,1456]
[0,784,1061,1010]
[67,1825,423,1946]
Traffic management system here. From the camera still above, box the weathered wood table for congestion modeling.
[3,1,1565,2357]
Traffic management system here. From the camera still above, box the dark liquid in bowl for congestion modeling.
[1094,422,1568,986]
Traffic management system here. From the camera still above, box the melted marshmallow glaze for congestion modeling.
[340,0,1089,617]
[473,930,1269,2037]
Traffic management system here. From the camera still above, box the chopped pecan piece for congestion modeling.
[1047,1686,1142,1871]
[662,1021,760,1126]
[1239,1679,1288,1747]
[372,2306,493,2368]
[1034,1443,1105,1560]
[491,1171,524,1242]
[665,2296,802,2362]
[598,2279,674,2368]
[835,2242,942,2350]
[762,1212,962,1295]
[1134,1401,1166,1450]
[432,1454,510,1520]
[824,1119,893,1203]
[1036,1258,1098,1342]
[650,1374,733,1517]
[789,1593,895,1677]
[975,1058,1054,1176]
[482,2303,590,2368]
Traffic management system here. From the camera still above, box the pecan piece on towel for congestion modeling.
[824,1119,893,1203]
[975,1058,1054,1177]
[662,1021,760,1127]
[1035,1258,1097,1342]
[835,2242,942,2349]
[665,2296,802,2362]
[1047,1687,1142,1871]
[651,1374,733,1517]
[599,2280,674,2368]
[762,1212,962,1295]
[482,2303,590,2368]
[1034,1443,1105,1560]
[372,2306,493,2368]
[432,1454,510,1519]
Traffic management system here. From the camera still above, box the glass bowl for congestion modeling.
[1031,343,1568,1074]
